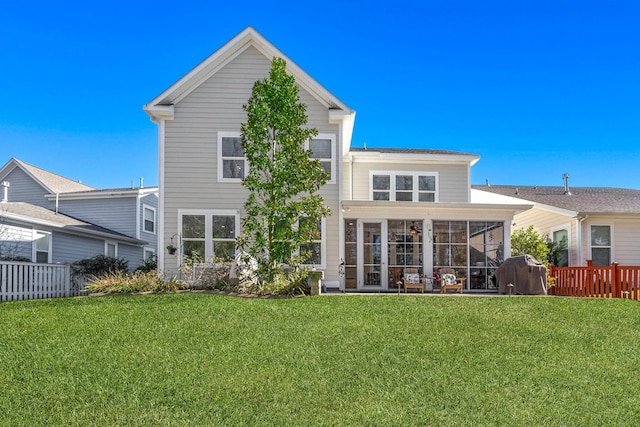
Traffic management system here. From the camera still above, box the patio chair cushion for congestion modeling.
[441,273,457,285]
[404,273,421,284]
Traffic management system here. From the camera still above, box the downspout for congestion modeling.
[577,214,588,265]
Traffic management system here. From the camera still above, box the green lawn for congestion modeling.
[1,293,639,426]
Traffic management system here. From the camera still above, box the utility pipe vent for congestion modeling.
[1,181,9,202]
[563,173,571,195]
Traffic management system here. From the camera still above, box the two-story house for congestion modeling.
[144,27,530,292]
[0,158,158,269]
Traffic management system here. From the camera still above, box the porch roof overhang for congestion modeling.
[341,200,533,215]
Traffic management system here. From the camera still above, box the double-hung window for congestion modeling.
[300,218,324,266]
[218,132,246,181]
[143,205,156,234]
[551,226,570,267]
[180,210,239,261]
[370,171,438,202]
[306,134,336,184]
[590,225,612,266]
[272,217,325,267]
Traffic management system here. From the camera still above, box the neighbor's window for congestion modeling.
[106,242,117,258]
[552,228,569,267]
[371,171,438,202]
[590,225,611,266]
[143,205,156,234]
[218,132,246,181]
[34,231,51,263]
[306,134,336,183]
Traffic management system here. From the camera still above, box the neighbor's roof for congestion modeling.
[473,185,640,214]
[350,147,478,156]
[1,202,144,244]
[0,158,95,194]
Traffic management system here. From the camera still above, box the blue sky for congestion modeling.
[2,0,638,189]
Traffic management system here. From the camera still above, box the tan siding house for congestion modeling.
[474,185,640,267]
[145,27,530,292]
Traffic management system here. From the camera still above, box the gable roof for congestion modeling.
[0,158,94,194]
[1,202,145,244]
[143,26,353,122]
[473,185,640,214]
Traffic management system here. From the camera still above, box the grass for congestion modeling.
[1,293,639,426]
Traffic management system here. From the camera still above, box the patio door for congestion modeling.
[359,221,388,289]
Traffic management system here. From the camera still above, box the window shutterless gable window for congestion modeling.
[179,210,240,261]
[143,205,156,234]
[370,171,438,202]
[306,134,336,184]
[217,132,246,182]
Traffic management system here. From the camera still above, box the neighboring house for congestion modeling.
[144,26,530,292]
[0,158,158,269]
[472,182,640,267]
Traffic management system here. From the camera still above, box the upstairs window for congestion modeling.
[218,132,246,181]
[306,134,336,183]
[143,205,156,234]
[370,171,438,202]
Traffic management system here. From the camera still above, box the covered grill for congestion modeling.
[496,255,547,295]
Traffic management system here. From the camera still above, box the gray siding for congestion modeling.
[58,197,137,237]
[3,167,55,208]
[163,46,341,277]
[118,243,144,271]
[51,232,105,264]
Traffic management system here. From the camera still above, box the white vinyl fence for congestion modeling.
[0,261,75,302]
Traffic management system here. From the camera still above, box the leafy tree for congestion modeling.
[238,57,330,281]
[511,225,550,266]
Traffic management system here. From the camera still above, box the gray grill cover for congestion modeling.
[496,255,547,295]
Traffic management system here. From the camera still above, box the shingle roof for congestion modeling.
[473,185,640,214]
[349,147,479,156]
[1,202,142,242]
[12,158,95,194]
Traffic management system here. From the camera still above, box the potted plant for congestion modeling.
[166,244,177,255]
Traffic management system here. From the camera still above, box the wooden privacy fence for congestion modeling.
[0,261,74,302]
[549,261,640,300]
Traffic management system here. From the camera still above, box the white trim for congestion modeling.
[158,119,166,273]
[369,171,439,202]
[217,131,246,182]
[305,133,336,184]
[143,204,157,235]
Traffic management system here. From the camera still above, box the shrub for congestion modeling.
[134,256,157,273]
[71,255,129,280]
[259,268,309,296]
[85,270,187,294]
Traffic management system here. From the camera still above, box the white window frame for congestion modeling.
[144,248,156,262]
[550,224,571,266]
[300,217,326,269]
[178,209,240,261]
[305,133,336,184]
[105,241,118,258]
[589,224,614,266]
[217,131,246,182]
[33,230,51,263]
[369,171,439,202]
[143,204,156,235]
